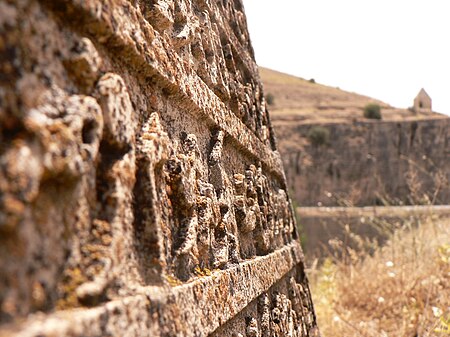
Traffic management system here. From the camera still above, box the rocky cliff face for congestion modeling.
[274,118,450,207]
[0,1,318,336]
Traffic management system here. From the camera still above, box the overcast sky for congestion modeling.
[243,0,450,116]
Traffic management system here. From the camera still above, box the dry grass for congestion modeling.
[309,216,450,337]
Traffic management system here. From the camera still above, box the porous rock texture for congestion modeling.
[0,0,319,336]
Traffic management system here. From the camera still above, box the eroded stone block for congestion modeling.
[0,0,318,335]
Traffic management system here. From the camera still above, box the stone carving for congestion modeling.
[137,117,296,281]
[246,316,260,337]
[63,37,102,93]
[0,0,318,335]
[96,73,137,149]
[0,77,105,310]
[210,268,319,337]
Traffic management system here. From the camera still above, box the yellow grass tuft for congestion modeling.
[309,216,450,337]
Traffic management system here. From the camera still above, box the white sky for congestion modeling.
[242,0,450,116]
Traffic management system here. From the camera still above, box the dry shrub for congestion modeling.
[307,126,330,147]
[309,216,450,337]
[363,104,382,120]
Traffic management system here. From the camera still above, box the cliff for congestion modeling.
[278,118,450,206]
[0,1,318,336]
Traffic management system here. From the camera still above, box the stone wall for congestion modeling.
[0,0,318,336]
[274,118,450,207]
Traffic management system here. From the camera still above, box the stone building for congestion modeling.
[414,88,432,113]
[0,0,318,336]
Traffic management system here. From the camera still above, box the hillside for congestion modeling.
[260,67,446,124]
[260,67,450,207]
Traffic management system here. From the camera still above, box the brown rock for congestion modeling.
[0,0,318,336]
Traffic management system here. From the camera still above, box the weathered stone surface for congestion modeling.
[0,0,318,336]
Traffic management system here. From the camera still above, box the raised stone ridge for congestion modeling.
[0,0,318,336]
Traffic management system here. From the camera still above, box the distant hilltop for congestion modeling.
[260,67,446,125]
